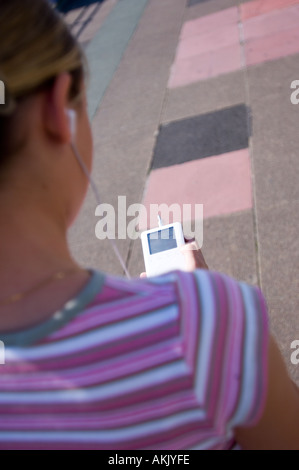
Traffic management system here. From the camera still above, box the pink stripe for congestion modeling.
[175,271,200,369]
[0,271,269,449]
[0,373,193,417]
[180,7,238,40]
[241,0,299,21]
[215,276,245,426]
[0,426,217,450]
[176,23,239,61]
[243,4,299,41]
[47,287,176,342]
[201,273,232,421]
[1,339,184,390]
[169,42,242,89]
[245,26,299,67]
[2,322,179,377]
[246,287,269,425]
[0,391,198,430]
[141,151,252,221]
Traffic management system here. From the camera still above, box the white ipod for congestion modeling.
[141,221,187,277]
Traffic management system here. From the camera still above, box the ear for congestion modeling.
[43,73,73,144]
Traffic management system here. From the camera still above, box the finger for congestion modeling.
[180,240,199,252]
[180,243,209,270]
[180,244,198,270]
[140,272,147,278]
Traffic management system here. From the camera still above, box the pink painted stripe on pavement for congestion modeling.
[245,26,299,67]
[243,4,299,41]
[176,23,239,61]
[168,43,242,89]
[241,0,299,21]
[168,1,299,90]
[180,7,238,40]
[140,149,252,225]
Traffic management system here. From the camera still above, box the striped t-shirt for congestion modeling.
[0,269,268,450]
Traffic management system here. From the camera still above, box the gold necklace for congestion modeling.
[0,267,85,307]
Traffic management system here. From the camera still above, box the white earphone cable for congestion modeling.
[70,142,131,279]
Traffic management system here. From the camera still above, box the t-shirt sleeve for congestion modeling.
[177,269,269,438]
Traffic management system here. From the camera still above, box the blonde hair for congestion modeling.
[0,0,86,158]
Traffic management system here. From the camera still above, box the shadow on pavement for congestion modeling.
[55,0,106,14]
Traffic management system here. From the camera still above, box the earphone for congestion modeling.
[67,109,77,141]
[66,109,131,279]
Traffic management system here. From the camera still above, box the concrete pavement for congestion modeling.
[64,0,299,384]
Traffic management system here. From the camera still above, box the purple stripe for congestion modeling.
[1,339,184,390]
[2,320,179,374]
[0,372,193,416]
[246,286,269,425]
[0,270,269,450]
[214,274,245,427]
[0,391,198,431]
[201,273,231,422]
[46,289,176,343]
[176,271,200,369]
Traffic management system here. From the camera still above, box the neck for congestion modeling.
[0,184,78,292]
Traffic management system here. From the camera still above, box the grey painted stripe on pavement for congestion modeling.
[85,0,149,121]
[151,104,251,169]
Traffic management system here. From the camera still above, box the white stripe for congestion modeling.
[190,432,233,450]
[193,271,216,403]
[4,304,178,361]
[228,283,259,427]
[0,359,189,404]
[0,408,207,443]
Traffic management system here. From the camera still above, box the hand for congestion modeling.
[180,238,209,271]
[140,238,208,278]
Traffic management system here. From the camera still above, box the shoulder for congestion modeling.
[97,270,269,372]
[97,269,268,323]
